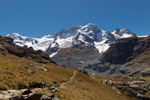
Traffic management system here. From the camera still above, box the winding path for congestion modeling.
[60,70,77,89]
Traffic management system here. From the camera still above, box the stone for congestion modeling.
[24,93,42,100]
[51,81,59,87]
[41,95,53,100]
[28,70,35,74]
[22,89,33,95]
[48,86,60,93]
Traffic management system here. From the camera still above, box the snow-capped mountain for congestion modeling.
[46,24,136,56]
[7,24,136,57]
[7,33,54,51]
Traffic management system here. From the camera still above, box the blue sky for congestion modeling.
[0,0,150,37]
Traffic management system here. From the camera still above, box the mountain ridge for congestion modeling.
[7,33,54,51]
[7,23,136,57]
[46,24,136,56]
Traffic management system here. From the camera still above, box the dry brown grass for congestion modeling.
[57,72,132,100]
[0,51,133,100]
[0,52,74,90]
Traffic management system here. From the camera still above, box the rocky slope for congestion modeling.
[88,36,150,76]
[101,36,150,64]
[52,41,100,71]
[100,76,150,100]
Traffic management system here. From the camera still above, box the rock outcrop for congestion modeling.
[101,36,150,64]
[0,81,61,100]
[95,36,150,76]
[101,37,138,64]
[102,76,150,100]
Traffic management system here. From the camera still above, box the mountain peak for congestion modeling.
[86,23,96,27]
[115,28,120,33]
[59,28,68,33]
[112,28,136,39]
[120,29,131,33]
[42,35,52,38]
[7,33,20,37]
[81,23,99,30]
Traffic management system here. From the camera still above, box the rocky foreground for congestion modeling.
[1,76,150,100]
[102,76,150,100]
[0,81,60,100]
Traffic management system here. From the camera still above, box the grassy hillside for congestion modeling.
[57,72,132,100]
[0,51,133,100]
[0,52,74,90]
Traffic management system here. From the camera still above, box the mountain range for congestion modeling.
[7,33,54,51]
[7,23,136,57]
[7,23,139,75]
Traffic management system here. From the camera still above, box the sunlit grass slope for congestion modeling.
[0,48,131,100]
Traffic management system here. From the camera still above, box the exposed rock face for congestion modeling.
[52,36,150,76]
[101,37,138,64]
[102,36,150,64]
[94,36,150,76]
[0,36,54,64]
[52,41,100,70]
[0,81,61,100]
[61,36,150,76]
[53,37,149,76]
